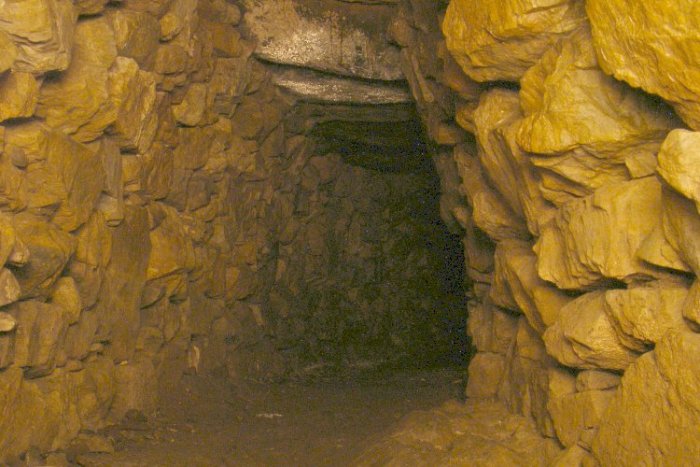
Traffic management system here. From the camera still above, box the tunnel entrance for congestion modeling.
[259,106,471,374]
[312,113,469,369]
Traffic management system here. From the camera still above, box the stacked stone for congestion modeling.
[0,0,254,459]
[268,156,460,369]
[404,0,700,463]
[0,0,469,460]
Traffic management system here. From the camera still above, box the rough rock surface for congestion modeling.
[241,0,402,80]
[2,0,700,463]
[354,400,560,466]
[0,0,469,461]
[586,0,700,130]
[592,330,700,464]
[658,129,700,211]
[442,0,586,82]
[518,27,679,202]
[535,177,663,290]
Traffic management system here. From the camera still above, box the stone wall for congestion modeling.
[0,0,466,460]
[397,0,700,463]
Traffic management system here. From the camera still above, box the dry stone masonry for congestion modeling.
[1,0,700,464]
[0,0,466,461]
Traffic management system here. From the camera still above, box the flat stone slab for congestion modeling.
[271,66,411,105]
[242,0,404,80]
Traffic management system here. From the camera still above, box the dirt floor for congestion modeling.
[75,367,466,466]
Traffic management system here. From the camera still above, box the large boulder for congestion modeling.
[442,0,585,82]
[586,0,700,130]
[13,212,75,299]
[543,291,639,371]
[472,89,555,235]
[490,240,572,333]
[657,129,700,211]
[604,283,689,351]
[592,330,700,464]
[535,177,663,290]
[518,27,679,203]
[0,0,76,73]
[36,16,117,143]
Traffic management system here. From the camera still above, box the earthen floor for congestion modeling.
[76,367,465,466]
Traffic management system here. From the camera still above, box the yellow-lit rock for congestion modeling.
[0,368,81,459]
[586,0,700,130]
[207,21,243,58]
[442,0,585,82]
[159,0,198,41]
[108,9,160,70]
[0,31,17,73]
[356,400,559,466]
[592,330,700,464]
[547,389,615,448]
[543,291,639,371]
[36,17,117,143]
[146,204,196,281]
[74,0,109,15]
[660,187,700,275]
[453,143,530,241]
[491,240,572,333]
[97,206,150,362]
[0,268,20,308]
[682,280,700,330]
[0,310,16,332]
[467,301,518,355]
[20,125,105,231]
[604,283,689,351]
[172,82,208,126]
[51,276,82,325]
[72,356,115,431]
[0,0,76,73]
[657,129,700,211]
[0,72,39,122]
[9,300,69,377]
[535,177,662,290]
[12,212,75,299]
[473,89,555,235]
[518,27,678,199]
[108,57,158,153]
[466,352,505,398]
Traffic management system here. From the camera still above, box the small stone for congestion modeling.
[172,83,208,127]
[0,311,16,332]
[0,269,20,308]
[0,72,40,122]
[576,370,621,392]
